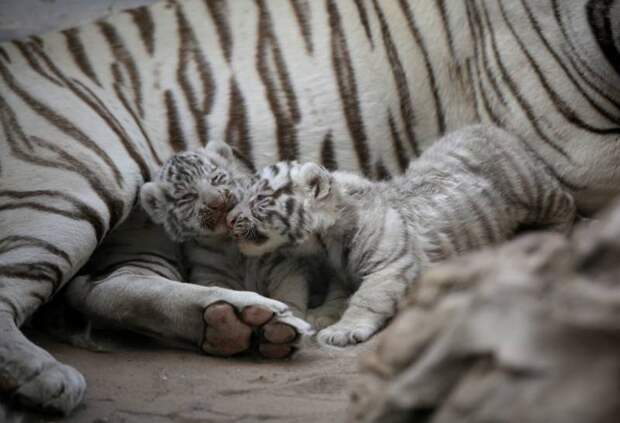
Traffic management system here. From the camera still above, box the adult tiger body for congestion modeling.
[0,0,618,415]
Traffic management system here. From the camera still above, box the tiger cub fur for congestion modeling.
[226,125,577,347]
[140,142,345,328]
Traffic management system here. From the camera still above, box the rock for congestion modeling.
[350,200,620,423]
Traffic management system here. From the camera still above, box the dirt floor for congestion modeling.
[1,331,374,423]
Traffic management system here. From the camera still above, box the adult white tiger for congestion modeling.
[0,0,619,416]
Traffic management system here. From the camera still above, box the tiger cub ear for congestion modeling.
[140,182,169,224]
[204,141,233,160]
[297,163,333,200]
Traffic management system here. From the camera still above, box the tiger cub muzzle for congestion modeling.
[226,210,269,244]
[200,189,237,231]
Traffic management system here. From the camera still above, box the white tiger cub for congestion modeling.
[226,125,577,347]
[140,141,344,330]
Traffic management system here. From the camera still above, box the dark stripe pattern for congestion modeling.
[327,0,371,176]
[256,0,301,161]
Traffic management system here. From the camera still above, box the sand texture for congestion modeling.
[1,331,373,422]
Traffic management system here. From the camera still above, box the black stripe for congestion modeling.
[256,0,300,161]
[0,47,10,63]
[552,0,620,112]
[387,110,409,172]
[520,0,620,125]
[225,78,254,165]
[0,262,62,290]
[205,0,233,63]
[12,41,63,86]
[327,0,371,176]
[374,160,391,181]
[175,4,214,147]
[110,67,163,166]
[465,0,508,111]
[437,0,457,63]
[353,0,374,47]
[0,236,72,267]
[499,1,620,134]
[70,78,151,182]
[0,202,103,242]
[374,1,420,154]
[29,44,153,184]
[164,90,187,152]
[0,190,105,242]
[320,131,338,171]
[0,61,125,188]
[474,1,573,160]
[0,96,122,234]
[128,7,155,56]
[63,28,101,86]
[290,0,314,54]
[397,0,446,135]
[98,21,144,117]
[464,58,483,122]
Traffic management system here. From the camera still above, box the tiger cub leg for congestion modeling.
[318,261,423,347]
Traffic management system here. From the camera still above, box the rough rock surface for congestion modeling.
[351,200,620,423]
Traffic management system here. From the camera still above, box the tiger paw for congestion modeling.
[0,315,86,415]
[317,323,377,347]
[10,361,86,414]
[202,301,313,358]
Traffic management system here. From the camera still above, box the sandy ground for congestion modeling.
[1,331,375,423]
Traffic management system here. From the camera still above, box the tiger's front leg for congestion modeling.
[67,214,312,358]
[66,271,311,358]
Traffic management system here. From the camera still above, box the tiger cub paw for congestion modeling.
[317,323,377,347]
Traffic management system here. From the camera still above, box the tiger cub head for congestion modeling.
[227,161,340,256]
[140,142,254,242]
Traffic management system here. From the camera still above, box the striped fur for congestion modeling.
[140,141,254,241]
[0,0,619,414]
[229,125,577,346]
[140,142,343,322]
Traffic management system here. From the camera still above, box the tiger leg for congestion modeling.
[0,311,86,414]
[65,270,311,357]
[0,209,96,413]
